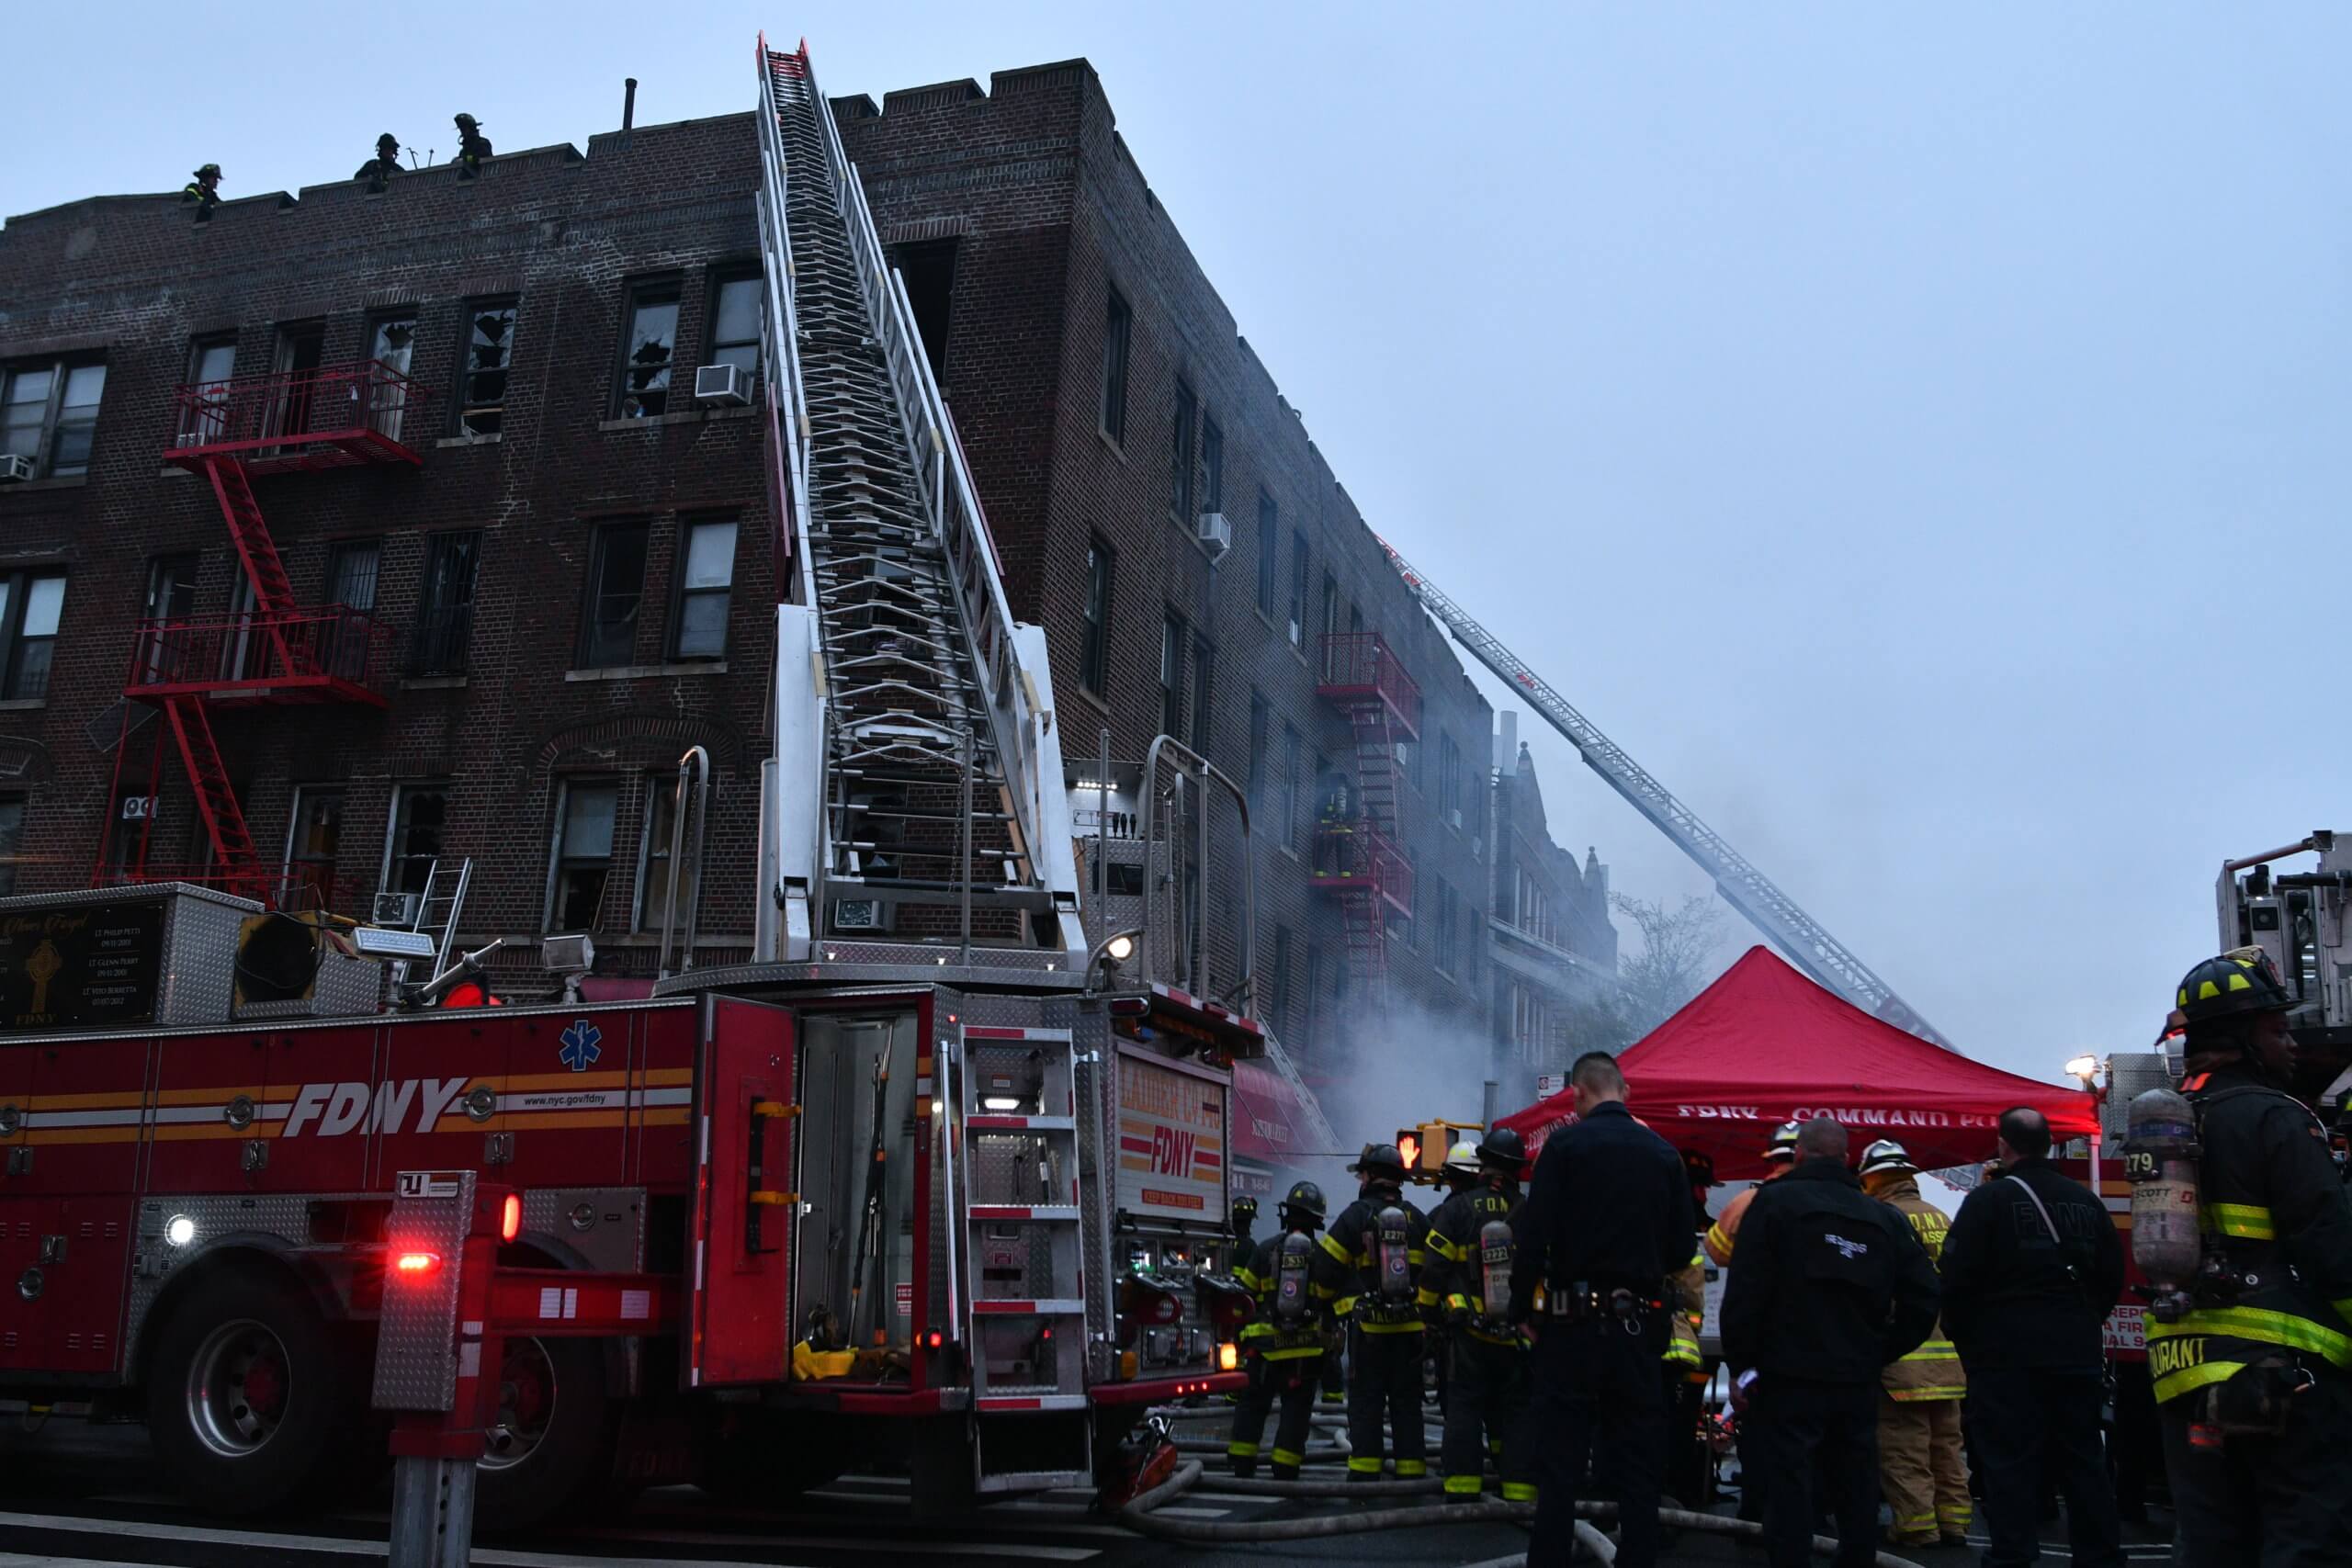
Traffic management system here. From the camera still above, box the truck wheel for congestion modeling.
[146,1269,350,1516]
[474,1336,615,1530]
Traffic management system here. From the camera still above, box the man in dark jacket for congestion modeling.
[1719,1118,1939,1568]
[1509,1052,1693,1568]
[1938,1106,2125,1568]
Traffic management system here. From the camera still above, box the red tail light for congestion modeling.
[393,1251,441,1276]
[500,1192,522,1244]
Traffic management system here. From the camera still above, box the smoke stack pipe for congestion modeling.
[622,78,638,140]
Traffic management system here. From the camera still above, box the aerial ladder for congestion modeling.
[1376,539,1954,1049]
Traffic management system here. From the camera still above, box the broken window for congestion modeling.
[285,786,346,912]
[1099,287,1131,444]
[458,302,516,436]
[548,779,619,931]
[579,521,649,669]
[890,240,957,379]
[382,784,448,899]
[618,286,682,417]
[409,531,481,676]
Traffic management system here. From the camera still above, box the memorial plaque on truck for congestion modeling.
[0,901,164,1031]
[1115,1049,1228,1224]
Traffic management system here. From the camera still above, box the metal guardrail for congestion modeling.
[164,360,431,461]
[1317,632,1422,732]
[126,607,389,698]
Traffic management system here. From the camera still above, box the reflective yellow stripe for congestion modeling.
[2152,1305,2352,1368]
[1261,1345,1321,1360]
[1228,1441,1261,1457]
[1889,1385,1967,1401]
[1347,1455,1384,1473]
[1309,1283,1338,1300]
[2335,1297,2352,1328]
[1395,1460,1427,1477]
[2154,1358,2246,1403]
[1688,1249,1705,1270]
[1444,1473,1485,1495]
[1445,1293,1474,1313]
[1501,1482,1538,1502]
[1358,1319,1425,1334]
[1233,1267,1263,1290]
[1428,1234,1465,1262]
[1239,1323,1275,1339]
[1415,1287,1440,1308]
[1704,1222,1733,1258]
[1664,1347,1702,1368]
[1898,1345,1962,1362]
[1407,1249,1427,1266]
[1271,1447,1304,1466]
[1334,1295,1359,1316]
[2205,1203,2276,1241]
[1318,1231,1353,1264]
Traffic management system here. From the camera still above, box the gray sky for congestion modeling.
[17,3,2344,1086]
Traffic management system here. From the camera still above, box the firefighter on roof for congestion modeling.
[356,133,403,190]
[1317,1141,1434,1480]
[182,164,221,220]
[1857,1137,1971,1549]
[2149,951,2352,1565]
[1226,1181,1336,1480]
[1427,1128,1534,1501]
[453,113,492,179]
[1702,1119,1798,1266]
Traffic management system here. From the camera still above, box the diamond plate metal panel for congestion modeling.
[520,1187,646,1274]
[126,1192,318,1372]
[371,1170,475,1412]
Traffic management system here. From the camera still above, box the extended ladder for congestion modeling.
[388,858,472,989]
[1375,538,1953,1047]
[753,39,1083,961]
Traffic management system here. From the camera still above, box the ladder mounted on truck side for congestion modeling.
[1375,538,1954,1049]
[752,38,1085,967]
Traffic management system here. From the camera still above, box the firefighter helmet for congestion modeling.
[1763,1121,1801,1163]
[1349,1143,1407,1181]
[1442,1140,1483,1179]
[193,164,221,180]
[1478,1125,1526,1169]
[1857,1139,1916,1180]
[1280,1180,1327,1224]
[2177,951,2295,1026]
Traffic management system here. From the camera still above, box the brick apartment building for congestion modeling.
[0,115,777,987]
[836,64,1505,1100]
[1486,714,1622,1100]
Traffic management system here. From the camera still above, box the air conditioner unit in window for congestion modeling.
[0,455,33,483]
[694,363,750,407]
[834,898,890,932]
[1195,511,1232,560]
[373,890,421,926]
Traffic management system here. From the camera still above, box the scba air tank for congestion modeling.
[2124,1086,2203,1322]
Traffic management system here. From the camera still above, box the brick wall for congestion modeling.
[841,63,1499,1101]
[0,114,775,987]
[1488,734,1622,1098]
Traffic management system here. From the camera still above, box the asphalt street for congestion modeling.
[0,1416,2179,1567]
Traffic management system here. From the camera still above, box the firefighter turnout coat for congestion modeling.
[1426,1177,1521,1343]
[1235,1229,1336,1359]
[2147,1064,2352,1406]
[1874,1176,1965,1402]
[1318,1185,1435,1331]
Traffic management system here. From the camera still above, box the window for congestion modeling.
[0,571,66,701]
[1159,614,1185,739]
[1255,491,1278,618]
[410,531,481,676]
[673,518,738,660]
[1080,536,1112,696]
[2,360,106,478]
[1169,380,1196,519]
[1099,288,1131,444]
[381,784,448,898]
[617,285,682,418]
[1320,572,1340,647]
[367,314,417,444]
[144,554,199,623]
[548,779,619,931]
[637,781,700,932]
[580,522,650,669]
[1434,883,1456,976]
[1271,925,1293,1038]
[285,787,346,911]
[458,302,516,436]
[1202,419,1225,513]
[1396,849,1419,948]
[1247,690,1269,806]
[1190,634,1213,752]
[1303,943,1324,1055]
[1281,725,1301,852]
[1287,531,1309,649]
[889,240,958,378]
[181,337,236,446]
[326,541,381,614]
[1438,733,1462,823]
[0,795,22,896]
[707,272,763,381]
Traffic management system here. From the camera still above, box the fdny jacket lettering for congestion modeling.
[282,1077,469,1137]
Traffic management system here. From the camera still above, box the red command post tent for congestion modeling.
[1493,946,2098,1179]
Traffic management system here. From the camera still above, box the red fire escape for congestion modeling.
[1310,633,1420,1010]
[94,363,427,905]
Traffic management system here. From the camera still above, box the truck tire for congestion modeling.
[145,1269,352,1516]
[474,1335,615,1530]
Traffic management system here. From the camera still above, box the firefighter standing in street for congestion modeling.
[1509,1052,1694,1568]
[1720,1119,1940,1568]
[2145,952,2352,1565]
[1856,1138,1972,1550]
[1428,1128,1534,1501]
[1702,1119,1799,1266]
[1227,1181,1336,1480]
[1317,1142,1433,1481]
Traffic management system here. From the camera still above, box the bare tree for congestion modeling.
[1611,892,1727,1035]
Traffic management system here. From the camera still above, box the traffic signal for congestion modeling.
[1396,1128,1420,1169]
[1395,1122,1454,1175]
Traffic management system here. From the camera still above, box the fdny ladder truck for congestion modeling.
[0,37,1267,1526]
[1374,538,1956,1048]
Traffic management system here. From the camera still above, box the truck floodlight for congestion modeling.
[164,1214,197,1247]
[350,926,439,962]
[981,1096,1023,1112]
[2064,1054,2100,1083]
[1104,932,1135,963]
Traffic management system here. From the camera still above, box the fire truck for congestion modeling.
[0,39,1270,1526]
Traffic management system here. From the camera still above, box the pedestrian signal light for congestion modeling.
[1396,1130,1420,1169]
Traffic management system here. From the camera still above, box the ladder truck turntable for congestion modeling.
[0,37,1271,1524]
